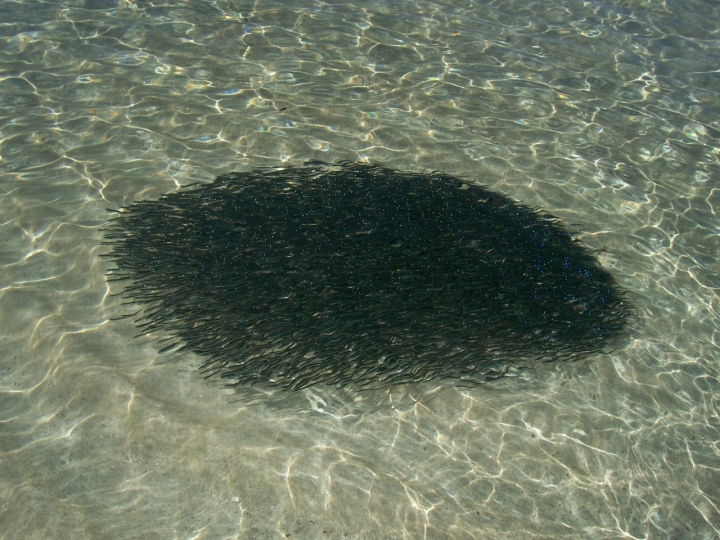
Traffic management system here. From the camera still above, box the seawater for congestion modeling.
[0,0,718,539]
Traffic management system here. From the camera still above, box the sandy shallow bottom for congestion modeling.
[1,0,719,538]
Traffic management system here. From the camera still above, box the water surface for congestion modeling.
[1,0,719,538]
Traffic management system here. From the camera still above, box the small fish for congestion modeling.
[103,161,633,390]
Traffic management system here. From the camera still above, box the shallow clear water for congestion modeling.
[1,0,719,538]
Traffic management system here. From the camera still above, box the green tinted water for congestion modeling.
[1,0,718,538]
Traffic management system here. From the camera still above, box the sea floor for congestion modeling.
[1,0,719,538]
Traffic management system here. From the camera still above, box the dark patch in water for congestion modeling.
[103,161,632,390]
